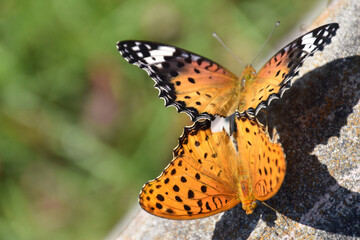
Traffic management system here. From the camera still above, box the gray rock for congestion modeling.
[116,0,360,239]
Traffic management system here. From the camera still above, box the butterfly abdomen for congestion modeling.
[237,179,257,214]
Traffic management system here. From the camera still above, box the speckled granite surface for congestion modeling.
[117,0,360,239]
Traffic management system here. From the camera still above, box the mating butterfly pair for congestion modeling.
[117,23,339,219]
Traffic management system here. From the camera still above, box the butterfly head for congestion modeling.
[242,200,257,215]
[239,65,257,90]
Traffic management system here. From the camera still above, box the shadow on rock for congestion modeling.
[212,56,360,239]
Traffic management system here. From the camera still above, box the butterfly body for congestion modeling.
[117,23,339,121]
[237,64,257,111]
[138,114,286,219]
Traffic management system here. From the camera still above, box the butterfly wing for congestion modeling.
[139,120,241,219]
[243,23,339,116]
[234,115,286,201]
[117,41,240,121]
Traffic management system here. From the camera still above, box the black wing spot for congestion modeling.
[156,203,163,209]
[196,101,201,105]
[194,68,200,73]
[195,141,200,146]
[156,194,165,201]
[206,202,211,211]
[188,190,195,199]
[201,185,207,193]
[184,205,191,211]
[175,196,183,202]
[171,169,176,175]
[188,77,195,84]
[164,178,169,184]
[170,71,179,77]
[181,176,187,182]
[195,173,201,180]
[175,81,181,86]
[166,209,174,214]
[173,185,180,192]
[275,70,281,77]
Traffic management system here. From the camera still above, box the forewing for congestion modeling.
[117,41,240,121]
[244,23,339,116]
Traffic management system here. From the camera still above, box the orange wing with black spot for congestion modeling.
[139,120,240,219]
[117,41,240,121]
[117,23,339,119]
[139,114,286,219]
[241,23,339,116]
[233,116,286,202]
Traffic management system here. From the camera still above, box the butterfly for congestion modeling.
[117,23,339,121]
[139,113,286,219]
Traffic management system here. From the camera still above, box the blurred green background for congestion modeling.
[0,0,323,239]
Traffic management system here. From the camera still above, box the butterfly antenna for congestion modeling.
[261,201,295,239]
[251,21,280,66]
[212,32,245,67]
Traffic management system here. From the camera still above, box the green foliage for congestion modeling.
[0,0,318,239]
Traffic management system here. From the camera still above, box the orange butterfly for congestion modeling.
[139,114,286,219]
[117,23,338,121]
